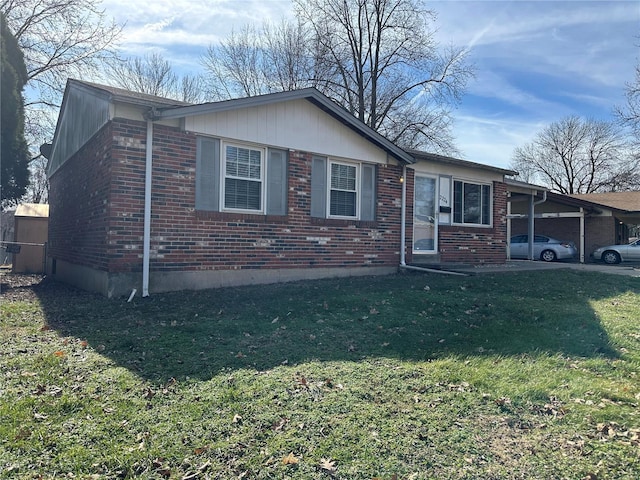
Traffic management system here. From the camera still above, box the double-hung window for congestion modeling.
[453,180,491,226]
[195,136,288,216]
[329,162,358,218]
[223,144,263,212]
[310,156,376,222]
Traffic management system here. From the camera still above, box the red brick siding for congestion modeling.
[48,123,113,271]
[148,126,404,272]
[52,119,405,275]
[106,119,149,272]
[438,181,508,264]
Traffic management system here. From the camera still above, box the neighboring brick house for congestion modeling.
[46,79,514,297]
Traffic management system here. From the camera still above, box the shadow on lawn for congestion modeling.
[22,270,633,382]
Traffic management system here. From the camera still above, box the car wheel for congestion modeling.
[540,249,556,262]
[602,251,621,264]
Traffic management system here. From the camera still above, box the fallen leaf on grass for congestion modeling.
[53,350,65,357]
[31,385,47,395]
[152,457,171,478]
[319,458,337,472]
[282,452,299,465]
[166,377,177,388]
[182,460,211,479]
[14,428,31,441]
[272,417,288,431]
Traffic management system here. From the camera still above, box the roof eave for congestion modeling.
[409,149,516,176]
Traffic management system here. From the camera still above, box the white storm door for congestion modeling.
[413,176,437,253]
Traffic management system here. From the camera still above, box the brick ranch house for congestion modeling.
[45,79,514,297]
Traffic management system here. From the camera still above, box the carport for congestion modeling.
[506,181,639,263]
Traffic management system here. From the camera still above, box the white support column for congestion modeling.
[579,207,585,264]
[506,195,512,260]
[528,194,535,260]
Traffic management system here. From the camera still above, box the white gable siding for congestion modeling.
[47,87,110,177]
[184,98,389,164]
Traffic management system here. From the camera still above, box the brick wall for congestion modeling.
[51,117,510,279]
[53,119,406,276]
[148,124,404,272]
[49,122,113,271]
[438,181,508,264]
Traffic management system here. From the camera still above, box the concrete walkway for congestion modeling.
[450,260,640,278]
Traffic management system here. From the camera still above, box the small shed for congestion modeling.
[13,203,49,273]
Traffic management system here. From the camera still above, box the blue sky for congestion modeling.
[100,0,640,169]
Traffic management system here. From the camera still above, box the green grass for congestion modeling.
[1,270,639,479]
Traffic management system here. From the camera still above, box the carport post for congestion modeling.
[579,207,585,263]
[528,195,535,260]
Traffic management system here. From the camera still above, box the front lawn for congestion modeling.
[1,270,639,479]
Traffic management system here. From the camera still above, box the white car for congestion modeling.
[592,239,640,264]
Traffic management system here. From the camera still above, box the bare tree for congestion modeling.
[2,0,122,203]
[510,116,638,194]
[107,53,206,103]
[295,0,471,151]
[202,20,313,100]
[616,63,640,151]
[2,0,121,109]
[202,0,472,153]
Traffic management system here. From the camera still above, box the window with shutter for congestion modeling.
[195,137,288,216]
[311,157,376,221]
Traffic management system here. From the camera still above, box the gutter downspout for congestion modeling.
[527,190,547,260]
[142,119,153,297]
[400,165,407,266]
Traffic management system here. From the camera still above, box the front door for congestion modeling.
[413,176,437,253]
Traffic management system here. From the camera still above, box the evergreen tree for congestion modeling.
[1,12,30,209]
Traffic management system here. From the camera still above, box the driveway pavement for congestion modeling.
[452,260,640,278]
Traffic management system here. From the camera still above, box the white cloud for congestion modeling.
[452,113,545,169]
[104,0,293,49]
